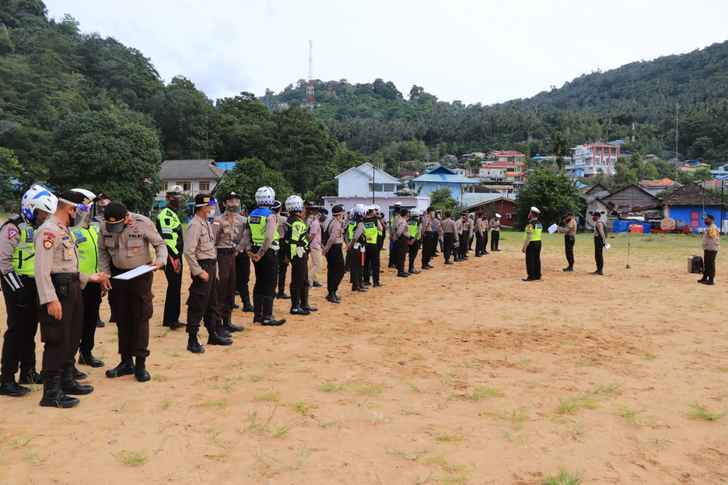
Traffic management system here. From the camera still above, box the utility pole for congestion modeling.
[674,103,680,162]
[306,40,315,111]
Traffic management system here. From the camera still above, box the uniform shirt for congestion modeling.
[395,217,408,238]
[561,218,577,237]
[431,217,442,236]
[348,221,365,249]
[454,219,463,235]
[0,218,20,275]
[214,212,245,249]
[98,213,167,273]
[309,217,322,250]
[421,213,433,232]
[593,220,606,240]
[34,215,89,305]
[491,218,501,231]
[184,214,217,276]
[253,211,278,255]
[703,222,720,252]
[323,217,343,254]
[237,218,251,252]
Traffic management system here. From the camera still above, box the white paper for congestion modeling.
[604,243,611,250]
[547,224,558,234]
[112,264,157,280]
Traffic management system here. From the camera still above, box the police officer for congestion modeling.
[274,203,290,299]
[323,205,346,303]
[441,211,458,265]
[591,211,607,276]
[35,191,109,408]
[395,208,410,277]
[490,214,501,251]
[156,185,185,330]
[69,189,105,369]
[213,192,245,334]
[388,202,402,268]
[347,204,367,290]
[420,207,435,269]
[98,202,166,382]
[184,194,232,354]
[235,205,254,312]
[247,187,287,326]
[699,214,719,285]
[522,207,543,281]
[558,212,577,272]
[363,206,382,287]
[0,185,54,397]
[95,192,113,327]
[407,209,422,274]
[286,195,316,315]
[459,214,471,261]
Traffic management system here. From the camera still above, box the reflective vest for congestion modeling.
[249,208,280,246]
[363,220,378,244]
[11,223,35,277]
[289,218,309,259]
[72,225,99,275]
[408,219,419,239]
[158,207,181,256]
[525,221,543,242]
[346,221,356,242]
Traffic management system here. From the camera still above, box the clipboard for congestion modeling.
[112,264,157,280]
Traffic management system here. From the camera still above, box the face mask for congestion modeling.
[74,204,91,227]
[226,204,240,213]
[106,219,126,234]
[168,197,181,210]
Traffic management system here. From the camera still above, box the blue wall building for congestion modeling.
[411,166,479,205]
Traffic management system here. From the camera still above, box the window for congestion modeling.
[199,181,210,192]
[176,181,191,192]
[370,183,396,192]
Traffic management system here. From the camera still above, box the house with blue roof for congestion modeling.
[411,165,479,205]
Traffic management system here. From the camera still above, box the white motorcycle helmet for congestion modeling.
[353,204,367,217]
[71,188,97,226]
[285,195,304,213]
[255,186,275,207]
[21,184,58,225]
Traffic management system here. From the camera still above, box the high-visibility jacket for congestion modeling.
[11,222,35,277]
[157,207,182,256]
[72,224,99,275]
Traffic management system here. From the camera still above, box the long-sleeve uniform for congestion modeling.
[523,218,543,280]
[593,220,607,273]
[99,213,166,361]
[248,207,281,322]
[34,215,89,385]
[558,218,577,270]
[156,207,184,327]
[235,216,253,310]
[395,216,409,274]
[407,216,421,273]
[363,216,382,285]
[490,218,501,251]
[420,213,435,267]
[0,217,41,385]
[346,220,366,290]
[213,212,245,326]
[183,214,219,335]
[441,217,458,264]
[702,221,720,283]
[287,214,311,309]
[308,216,323,286]
[323,217,345,296]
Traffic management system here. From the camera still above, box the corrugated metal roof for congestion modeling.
[413,173,479,184]
[159,160,224,180]
[462,192,517,208]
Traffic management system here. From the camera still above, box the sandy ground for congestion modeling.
[0,231,727,484]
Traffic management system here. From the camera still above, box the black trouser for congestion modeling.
[491,231,500,251]
[475,232,484,256]
[326,244,345,294]
[236,251,251,306]
[253,249,277,298]
[275,247,288,295]
[79,282,101,355]
[443,233,455,262]
[1,276,38,381]
[408,240,420,271]
[162,255,183,325]
[290,253,309,308]
[110,269,153,358]
[594,236,604,272]
[422,231,435,266]
[703,249,717,281]
[526,241,542,280]
[186,259,218,333]
[39,275,82,375]
[388,240,396,268]
[349,246,364,290]
[460,231,470,259]
[565,235,575,269]
[365,244,380,284]
[396,236,408,272]
[214,248,236,321]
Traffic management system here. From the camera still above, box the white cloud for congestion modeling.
[44,0,728,104]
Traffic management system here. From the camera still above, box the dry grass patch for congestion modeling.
[688,403,725,422]
[117,450,148,467]
[543,469,581,485]
[254,391,280,403]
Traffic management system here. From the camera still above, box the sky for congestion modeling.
[45,0,728,105]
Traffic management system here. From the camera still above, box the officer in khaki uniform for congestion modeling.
[407,209,422,274]
[35,192,108,408]
[522,207,543,281]
[558,212,577,272]
[184,194,232,353]
[98,202,166,382]
[156,185,185,329]
[213,192,245,334]
[323,204,346,303]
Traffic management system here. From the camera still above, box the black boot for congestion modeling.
[134,356,151,382]
[62,365,94,395]
[241,291,254,312]
[73,366,88,380]
[326,292,340,304]
[262,297,286,326]
[216,320,232,339]
[223,317,244,333]
[78,351,104,368]
[39,372,79,408]
[187,328,205,354]
[105,356,135,378]
[302,286,317,312]
[0,377,31,397]
[253,294,264,323]
[19,368,43,385]
[207,325,233,346]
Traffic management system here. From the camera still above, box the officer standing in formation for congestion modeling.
[156,185,185,330]
[184,193,229,353]
[420,207,436,269]
[70,189,104,369]
[346,204,367,290]
[307,205,324,288]
[213,192,245,334]
[35,191,109,407]
[235,204,254,312]
[394,207,411,277]
[247,187,286,326]
[591,211,607,276]
[323,204,346,303]
[490,213,501,251]
[558,212,577,272]
[98,201,167,382]
[275,202,290,300]
[699,214,719,285]
[522,207,543,282]
[407,209,421,274]
[286,195,317,315]
[441,211,458,265]
[363,206,382,287]
[0,185,54,396]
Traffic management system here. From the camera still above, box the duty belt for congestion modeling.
[51,272,80,283]
[217,248,236,255]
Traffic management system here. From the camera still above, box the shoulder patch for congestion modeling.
[6,227,18,240]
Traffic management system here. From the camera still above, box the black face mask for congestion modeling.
[704,219,711,226]
[106,221,126,234]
